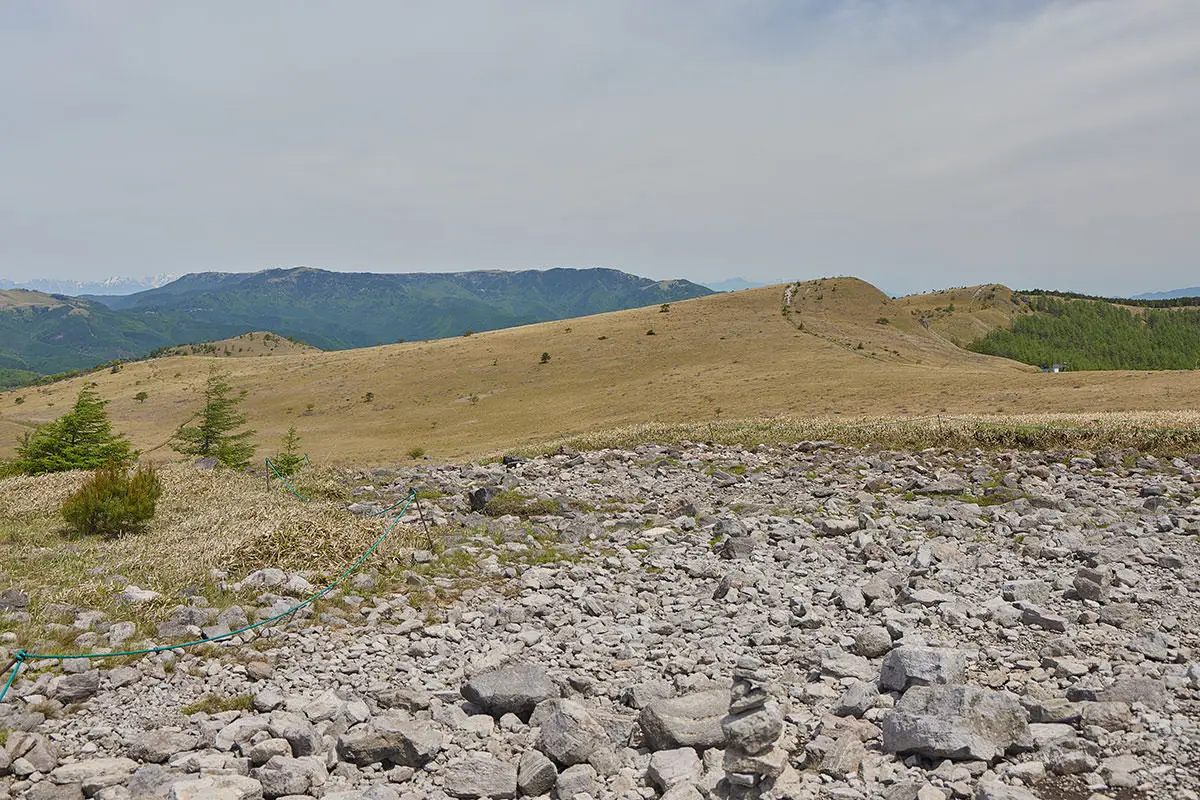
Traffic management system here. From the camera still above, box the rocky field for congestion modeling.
[1,441,1198,800]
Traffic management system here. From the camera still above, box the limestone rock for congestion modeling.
[461,663,558,720]
[443,752,518,799]
[881,685,1031,762]
[639,689,730,751]
[879,647,967,692]
[536,700,609,766]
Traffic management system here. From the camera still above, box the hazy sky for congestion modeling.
[2,1,1198,296]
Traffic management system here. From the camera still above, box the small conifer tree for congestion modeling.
[271,426,305,476]
[171,373,256,469]
[13,387,133,475]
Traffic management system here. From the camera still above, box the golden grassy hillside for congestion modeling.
[3,278,1199,464]
[0,289,71,310]
[155,331,321,358]
[892,284,1029,346]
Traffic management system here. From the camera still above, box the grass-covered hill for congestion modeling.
[0,289,168,385]
[4,278,1200,465]
[0,267,713,385]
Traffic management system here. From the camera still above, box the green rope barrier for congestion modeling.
[0,489,417,703]
[266,456,309,503]
[368,495,413,518]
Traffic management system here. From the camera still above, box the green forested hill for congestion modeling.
[969,296,1200,370]
[0,267,713,385]
[0,291,170,386]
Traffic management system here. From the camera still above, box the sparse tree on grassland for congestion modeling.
[171,373,256,469]
[271,426,305,476]
[13,387,133,475]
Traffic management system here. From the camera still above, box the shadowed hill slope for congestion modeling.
[4,280,1199,464]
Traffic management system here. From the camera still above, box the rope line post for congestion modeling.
[413,489,435,549]
[1,652,22,701]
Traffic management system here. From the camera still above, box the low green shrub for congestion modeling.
[61,463,163,538]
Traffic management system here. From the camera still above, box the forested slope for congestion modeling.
[968,296,1200,370]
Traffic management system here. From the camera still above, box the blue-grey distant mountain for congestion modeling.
[0,267,713,385]
[1133,287,1200,301]
[700,277,768,292]
[0,274,178,296]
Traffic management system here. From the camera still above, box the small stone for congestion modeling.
[819,735,866,778]
[443,752,518,799]
[832,682,877,718]
[118,586,161,604]
[855,626,894,658]
[517,749,557,797]
[647,747,702,791]
[879,647,967,692]
[245,661,273,681]
[1019,606,1069,633]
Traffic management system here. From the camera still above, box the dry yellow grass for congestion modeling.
[0,464,422,617]
[3,278,1200,465]
[0,462,433,657]
[0,289,70,310]
[155,331,320,359]
[533,411,1200,457]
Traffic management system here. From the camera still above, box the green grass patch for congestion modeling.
[181,693,254,716]
[483,490,558,518]
[954,493,1010,507]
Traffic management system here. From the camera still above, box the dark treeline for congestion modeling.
[1017,289,1200,309]
[969,297,1200,370]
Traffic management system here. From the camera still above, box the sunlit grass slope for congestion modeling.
[3,280,1200,464]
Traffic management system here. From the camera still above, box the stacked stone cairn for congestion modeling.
[720,656,791,797]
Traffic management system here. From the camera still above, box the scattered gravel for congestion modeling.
[2,441,1198,799]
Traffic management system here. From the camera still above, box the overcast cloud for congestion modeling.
[1,1,1198,296]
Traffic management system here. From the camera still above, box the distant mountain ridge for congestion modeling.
[0,267,712,385]
[1134,287,1200,300]
[701,278,767,292]
[0,274,178,296]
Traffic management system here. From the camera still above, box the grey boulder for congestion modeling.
[443,752,518,799]
[336,714,443,766]
[461,663,559,720]
[881,685,1031,762]
[639,689,730,751]
[536,700,609,767]
[128,730,200,764]
[879,646,967,692]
